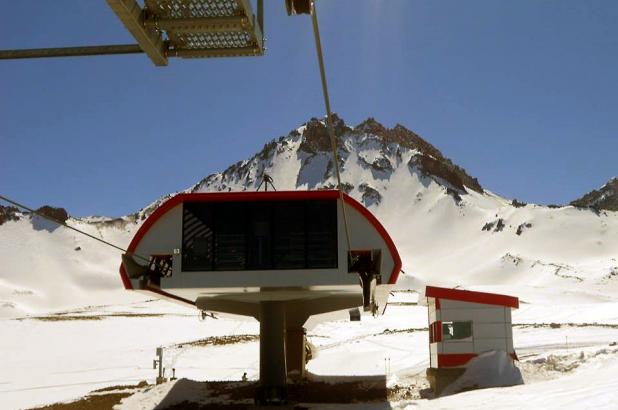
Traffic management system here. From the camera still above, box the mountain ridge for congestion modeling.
[571,177,618,212]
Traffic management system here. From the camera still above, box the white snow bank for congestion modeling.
[441,350,523,396]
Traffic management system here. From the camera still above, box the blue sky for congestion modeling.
[1,1,617,217]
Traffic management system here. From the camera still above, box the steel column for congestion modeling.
[257,301,287,404]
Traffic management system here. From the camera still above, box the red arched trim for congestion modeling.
[341,193,402,284]
[119,190,402,289]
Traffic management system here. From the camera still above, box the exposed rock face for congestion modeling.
[298,114,350,154]
[35,206,69,224]
[0,205,20,226]
[359,183,382,207]
[570,178,618,212]
[410,154,482,194]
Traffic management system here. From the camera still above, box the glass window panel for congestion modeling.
[273,202,306,269]
[442,321,473,340]
[247,202,273,269]
[182,203,214,271]
[181,198,338,271]
[214,202,246,270]
[306,200,338,269]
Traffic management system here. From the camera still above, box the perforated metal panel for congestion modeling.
[145,0,240,18]
[108,0,264,65]
[172,31,252,49]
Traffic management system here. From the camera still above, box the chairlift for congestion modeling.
[121,190,402,403]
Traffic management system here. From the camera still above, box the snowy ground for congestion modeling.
[1,289,617,409]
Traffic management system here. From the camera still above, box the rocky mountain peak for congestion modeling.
[191,115,484,205]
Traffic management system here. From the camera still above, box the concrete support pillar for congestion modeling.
[256,301,287,404]
[286,327,306,379]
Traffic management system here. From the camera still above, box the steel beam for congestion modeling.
[0,44,143,60]
[107,0,168,66]
[170,46,261,58]
[236,0,264,54]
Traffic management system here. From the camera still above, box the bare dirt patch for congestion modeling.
[29,392,131,410]
[173,334,259,348]
[17,313,167,322]
[29,382,150,410]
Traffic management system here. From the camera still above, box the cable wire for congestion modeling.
[310,1,353,253]
[0,194,150,263]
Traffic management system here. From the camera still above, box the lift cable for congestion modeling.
[0,194,150,264]
[310,1,353,253]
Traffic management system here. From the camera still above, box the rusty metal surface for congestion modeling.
[144,0,263,56]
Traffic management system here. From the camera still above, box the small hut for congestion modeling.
[425,286,519,394]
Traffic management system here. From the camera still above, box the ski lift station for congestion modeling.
[121,190,402,402]
[425,286,520,394]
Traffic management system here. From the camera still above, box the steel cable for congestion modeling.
[310,1,353,253]
[0,194,150,263]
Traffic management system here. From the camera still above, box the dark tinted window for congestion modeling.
[214,203,246,270]
[182,203,214,271]
[246,202,272,270]
[182,199,338,271]
[273,202,306,269]
[442,321,473,340]
[306,201,338,268]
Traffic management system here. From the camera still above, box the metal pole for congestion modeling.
[0,44,143,60]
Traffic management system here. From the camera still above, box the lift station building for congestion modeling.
[120,190,401,403]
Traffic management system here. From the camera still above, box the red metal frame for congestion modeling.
[119,190,402,293]
[429,320,442,343]
[437,352,519,367]
[426,286,519,309]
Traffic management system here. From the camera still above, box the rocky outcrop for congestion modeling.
[298,114,350,154]
[409,154,482,194]
[354,118,482,194]
[35,206,69,224]
[359,183,382,207]
[570,177,618,212]
[0,205,20,226]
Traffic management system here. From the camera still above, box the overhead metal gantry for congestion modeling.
[0,0,265,65]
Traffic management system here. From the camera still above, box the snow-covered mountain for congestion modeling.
[191,115,482,205]
[1,115,617,319]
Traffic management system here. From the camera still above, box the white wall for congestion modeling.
[428,297,515,365]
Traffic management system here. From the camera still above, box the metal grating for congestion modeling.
[144,0,241,18]
[172,31,251,49]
